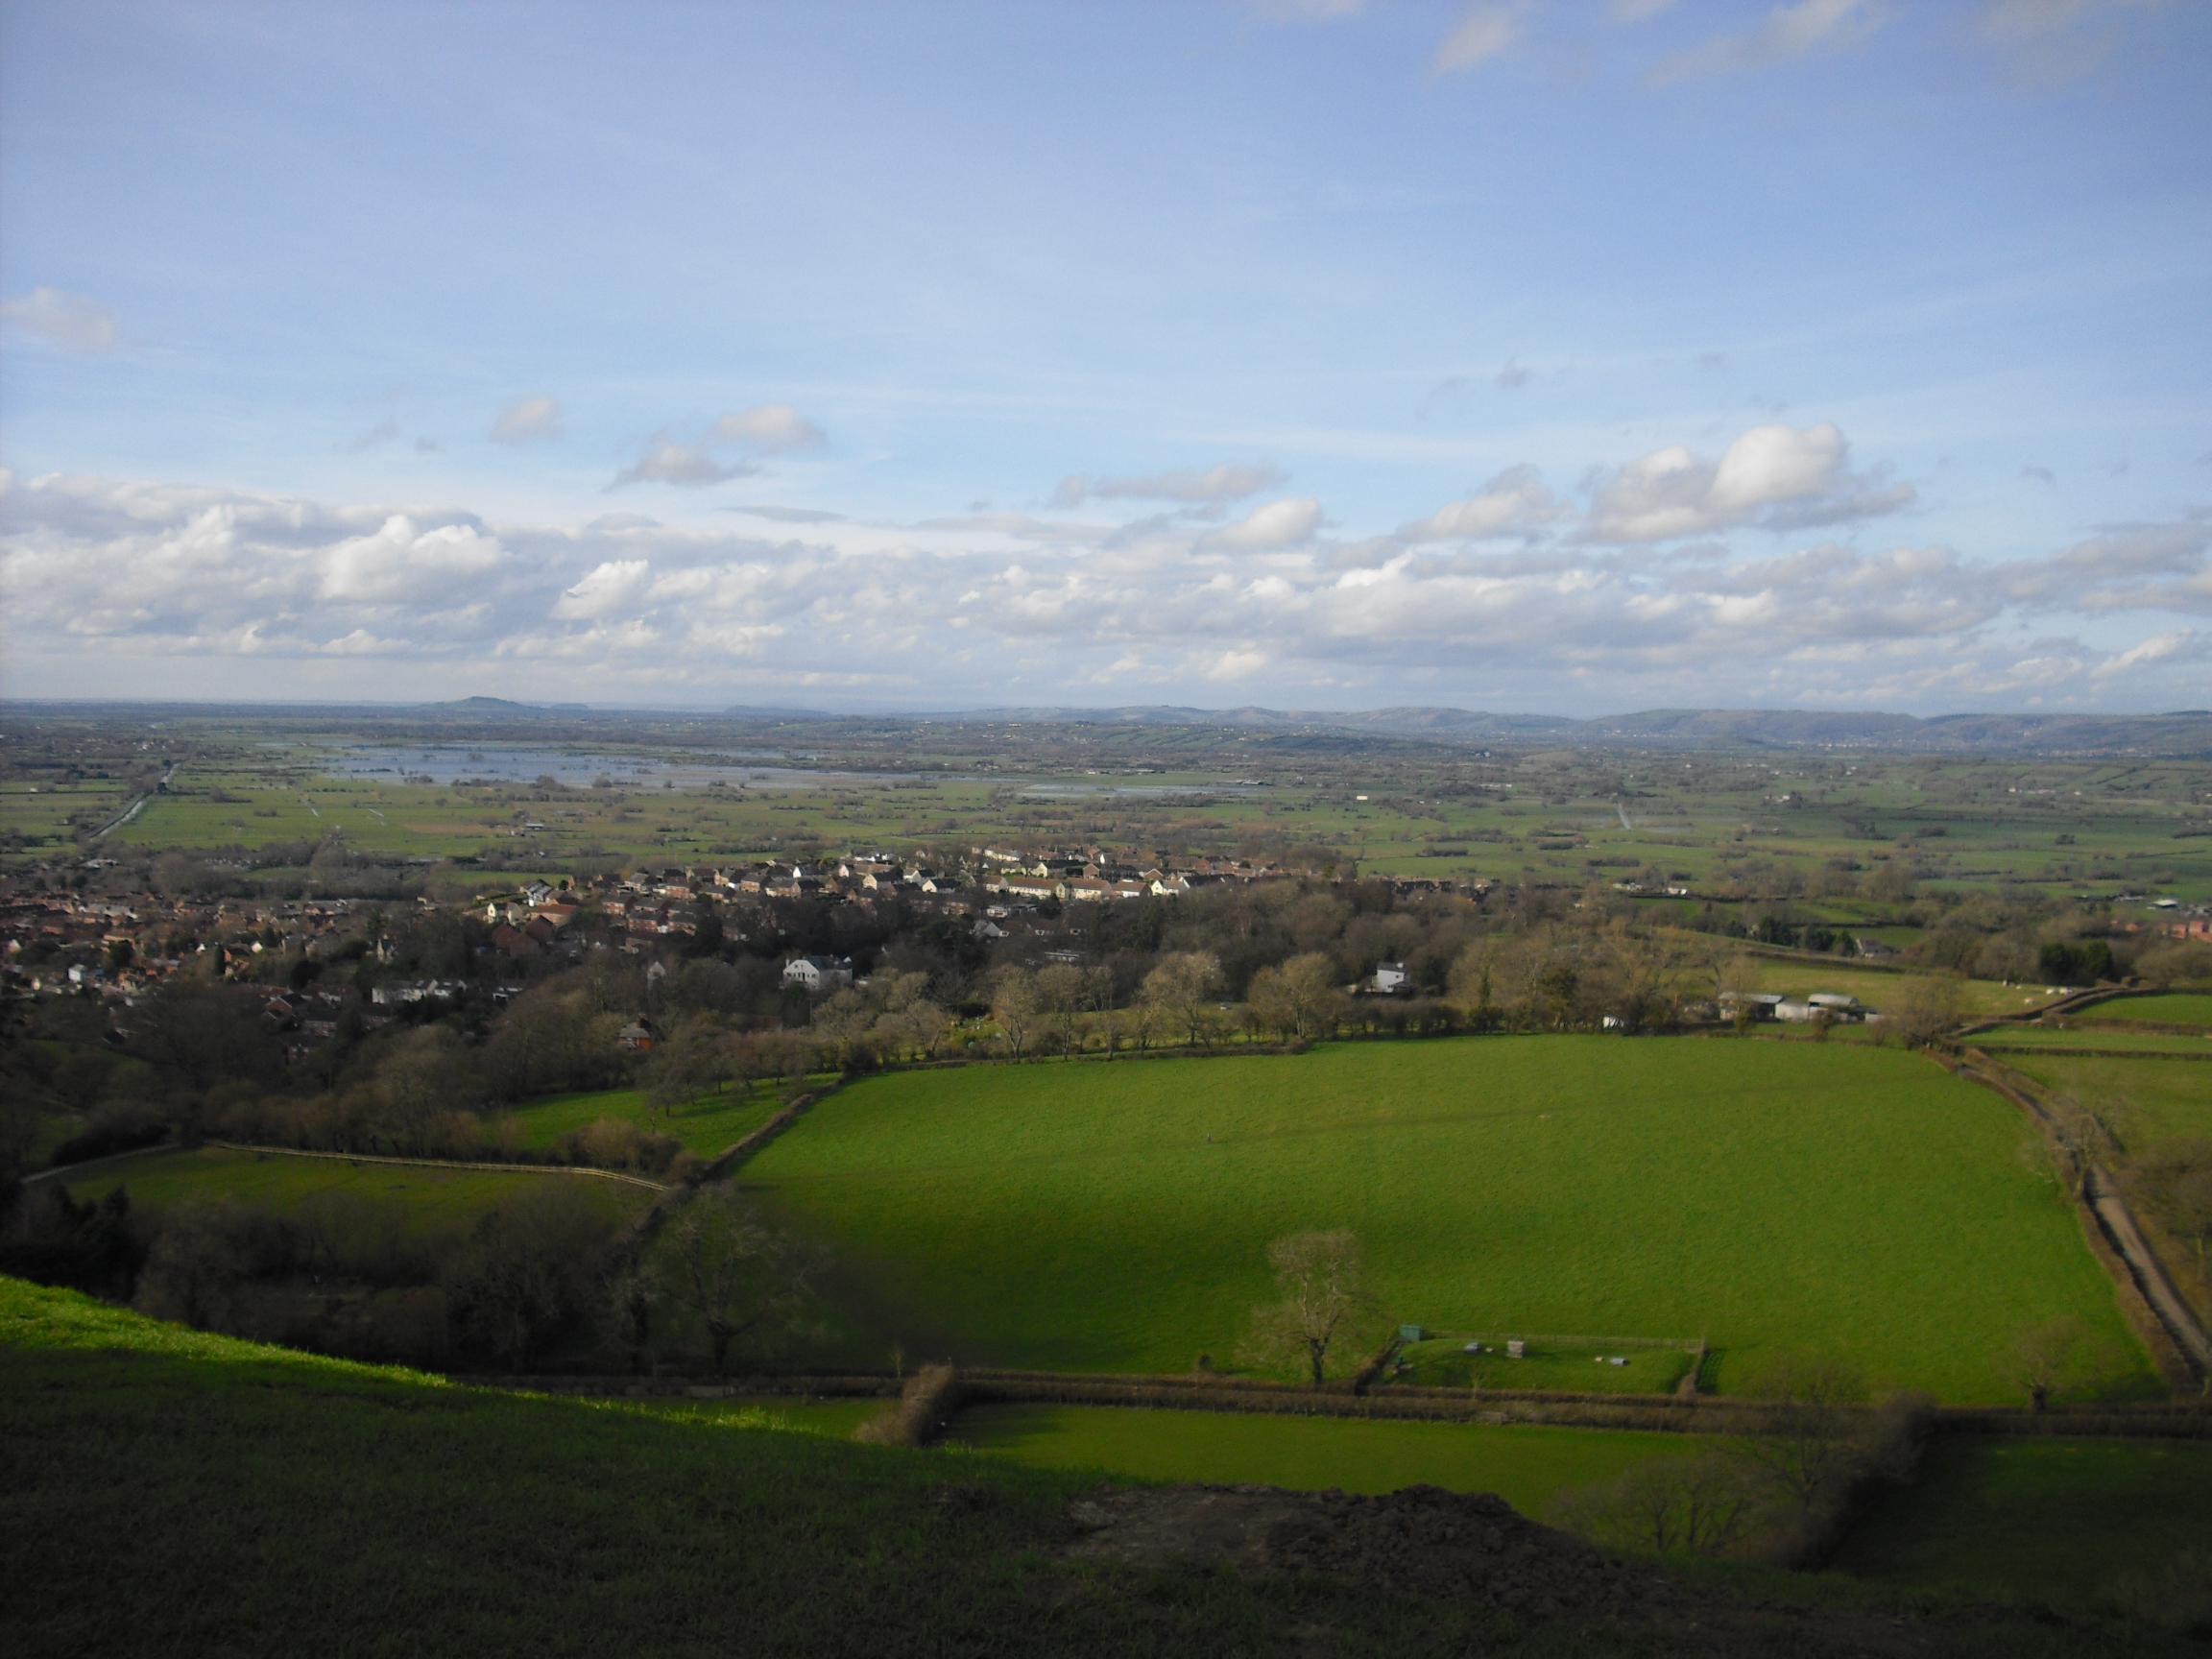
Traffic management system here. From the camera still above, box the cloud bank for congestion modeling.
[5,421,2204,710]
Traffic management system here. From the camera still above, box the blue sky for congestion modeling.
[2,0,2207,714]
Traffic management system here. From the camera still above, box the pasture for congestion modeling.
[1973,1027,2212,1056]
[2079,993,2212,1027]
[1736,960,2055,1019]
[51,1145,651,1233]
[1832,1435,2212,1605]
[949,1404,1687,1511]
[503,1086,783,1158]
[744,1037,2153,1402]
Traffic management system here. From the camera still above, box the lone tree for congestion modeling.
[660,1188,829,1377]
[1243,1228,1379,1388]
[2009,1315,2091,1412]
[1142,951,1224,1048]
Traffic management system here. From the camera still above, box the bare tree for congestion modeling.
[1732,1354,1871,1512]
[1241,1228,1379,1388]
[660,1188,829,1378]
[2009,1315,2091,1412]
[991,966,1043,1059]
[1889,974,1966,1048]
[1247,951,1346,1042]
[1547,1451,1766,1558]
[1142,951,1223,1048]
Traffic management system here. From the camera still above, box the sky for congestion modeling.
[1,0,2208,717]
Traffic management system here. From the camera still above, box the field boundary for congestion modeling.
[1972,1044,2212,1063]
[1949,1050,2208,1387]
[473,1368,2212,1439]
[704,1083,842,1180]
[195,1141,672,1191]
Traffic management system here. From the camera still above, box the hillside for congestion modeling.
[1,1278,2183,1658]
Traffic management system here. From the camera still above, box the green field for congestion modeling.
[1395,1334,1695,1394]
[1737,960,2055,1019]
[744,1038,2153,1402]
[1832,1435,2212,1605]
[50,1146,651,1233]
[2001,1054,2212,1160]
[504,1086,784,1158]
[2080,994,2212,1027]
[950,1403,1688,1510]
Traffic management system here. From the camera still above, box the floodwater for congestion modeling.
[307,744,900,792]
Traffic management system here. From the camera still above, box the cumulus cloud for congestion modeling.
[1053,461,1286,508]
[1203,497,1323,549]
[1432,4,1523,74]
[5,470,2204,710]
[492,395,565,444]
[1,287,125,353]
[1399,467,1562,542]
[1647,0,1884,84]
[1585,421,1913,542]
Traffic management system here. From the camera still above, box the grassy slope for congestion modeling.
[745,1038,2152,1402]
[55,1145,651,1233]
[2003,1055,2212,1161]
[1976,1028,2212,1056]
[1736,962,2051,1019]
[1831,1435,2212,1603]
[951,1405,1687,1510]
[502,1085,784,1156]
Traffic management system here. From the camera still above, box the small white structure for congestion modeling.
[1372,960,1410,995]
[781,954,854,992]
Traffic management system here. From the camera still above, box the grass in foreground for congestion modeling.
[1831,1435,2212,1604]
[746,1038,2152,1402]
[950,1404,1688,1511]
[0,1278,2186,1658]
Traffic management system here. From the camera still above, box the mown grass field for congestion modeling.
[950,1404,1687,1510]
[2080,993,2212,1027]
[50,1145,651,1232]
[1831,1435,2212,1605]
[503,1086,784,1157]
[744,1038,2153,1402]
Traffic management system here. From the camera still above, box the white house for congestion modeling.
[782,954,854,992]
[1372,961,1410,995]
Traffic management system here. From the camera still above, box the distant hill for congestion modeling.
[915,704,2212,756]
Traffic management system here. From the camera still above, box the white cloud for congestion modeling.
[553,559,653,620]
[711,404,828,453]
[1204,496,1323,549]
[1399,467,1562,542]
[1973,0,2165,85]
[1586,421,1912,542]
[1,287,124,353]
[1432,4,1523,74]
[1054,461,1286,508]
[2091,628,2195,678]
[611,437,758,490]
[492,395,565,444]
[611,404,827,489]
[1647,0,1884,84]
[5,471,2203,712]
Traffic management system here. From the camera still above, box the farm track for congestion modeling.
[1953,1049,2212,1381]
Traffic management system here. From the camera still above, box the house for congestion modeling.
[522,880,555,906]
[1718,991,1784,1021]
[782,954,854,992]
[1372,961,1410,995]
